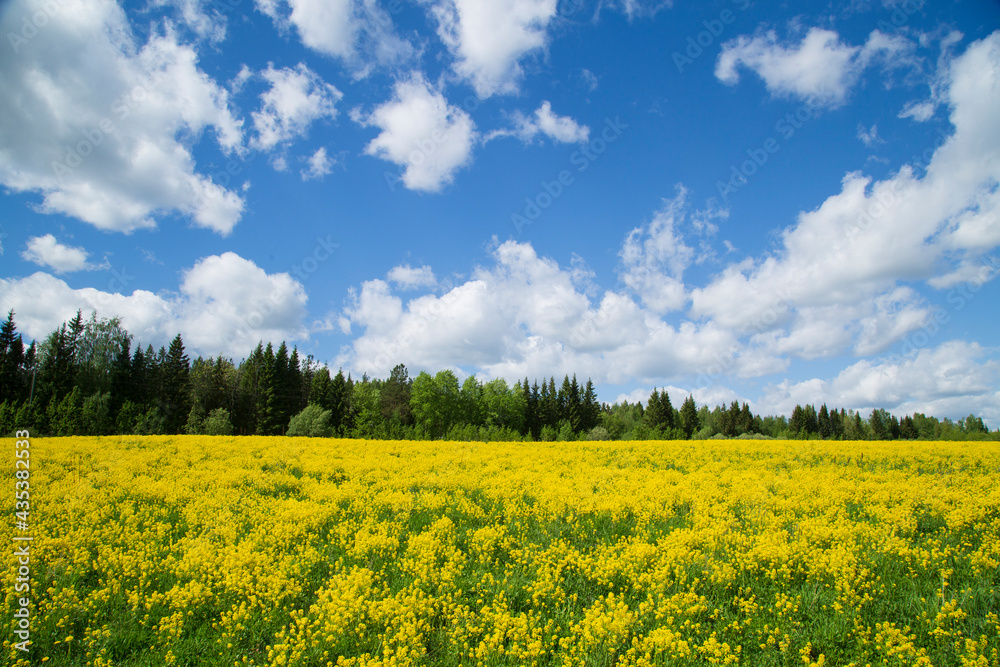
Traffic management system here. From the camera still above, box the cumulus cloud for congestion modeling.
[429,0,558,97]
[331,34,1000,420]
[255,0,414,73]
[857,123,882,146]
[899,100,936,122]
[756,341,1000,425]
[21,235,104,274]
[619,188,696,314]
[336,239,741,385]
[301,147,334,180]
[152,0,228,43]
[388,264,437,290]
[357,73,477,192]
[0,0,246,234]
[693,32,1000,362]
[715,28,917,107]
[602,0,671,21]
[251,63,342,151]
[510,101,590,144]
[0,252,308,358]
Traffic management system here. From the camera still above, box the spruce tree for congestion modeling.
[310,367,332,409]
[679,395,699,439]
[329,369,350,433]
[255,343,280,435]
[0,310,26,403]
[581,379,599,432]
[161,334,191,434]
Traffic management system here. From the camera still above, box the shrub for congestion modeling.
[287,404,333,437]
[202,408,234,436]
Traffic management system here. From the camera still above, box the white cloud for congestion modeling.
[756,341,1000,425]
[692,32,1000,361]
[358,73,477,192]
[177,252,309,356]
[715,28,917,107]
[152,0,228,43]
[619,188,697,314]
[255,0,414,73]
[0,252,308,358]
[511,101,589,144]
[0,0,246,234]
[301,147,334,180]
[429,0,558,97]
[330,33,1000,421]
[337,239,740,385]
[251,63,342,151]
[857,123,882,146]
[387,264,437,290]
[601,0,671,21]
[899,100,936,122]
[20,235,103,274]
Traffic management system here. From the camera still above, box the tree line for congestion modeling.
[0,310,995,441]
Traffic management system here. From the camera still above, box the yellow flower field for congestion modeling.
[3,436,999,666]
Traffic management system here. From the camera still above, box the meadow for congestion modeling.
[2,436,999,667]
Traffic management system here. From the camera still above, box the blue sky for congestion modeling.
[1,0,999,422]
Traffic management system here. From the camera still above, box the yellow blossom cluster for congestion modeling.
[2,436,999,666]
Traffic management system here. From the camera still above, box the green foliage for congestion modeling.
[679,395,699,438]
[586,425,610,441]
[287,404,333,437]
[202,408,234,436]
[2,308,996,442]
[411,370,461,438]
[80,391,112,435]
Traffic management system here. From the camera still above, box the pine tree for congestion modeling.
[287,347,304,421]
[524,378,539,438]
[38,323,77,405]
[722,401,739,437]
[679,395,699,439]
[108,337,132,422]
[789,404,806,437]
[329,369,350,434]
[566,374,583,432]
[0,310,26,403]
[310,367,332,409]
[255,343,280,435]
[661,390,675,430]
[738,402,753,434]
[380,363,412,424]
[817,404,831,439]
[869,408,886,440]
[161,334,191,434]
[274,342,291,429]
[130,345,151,406]
[645,389,664,430]
[541,377,559,430]
[581,379,599,432]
